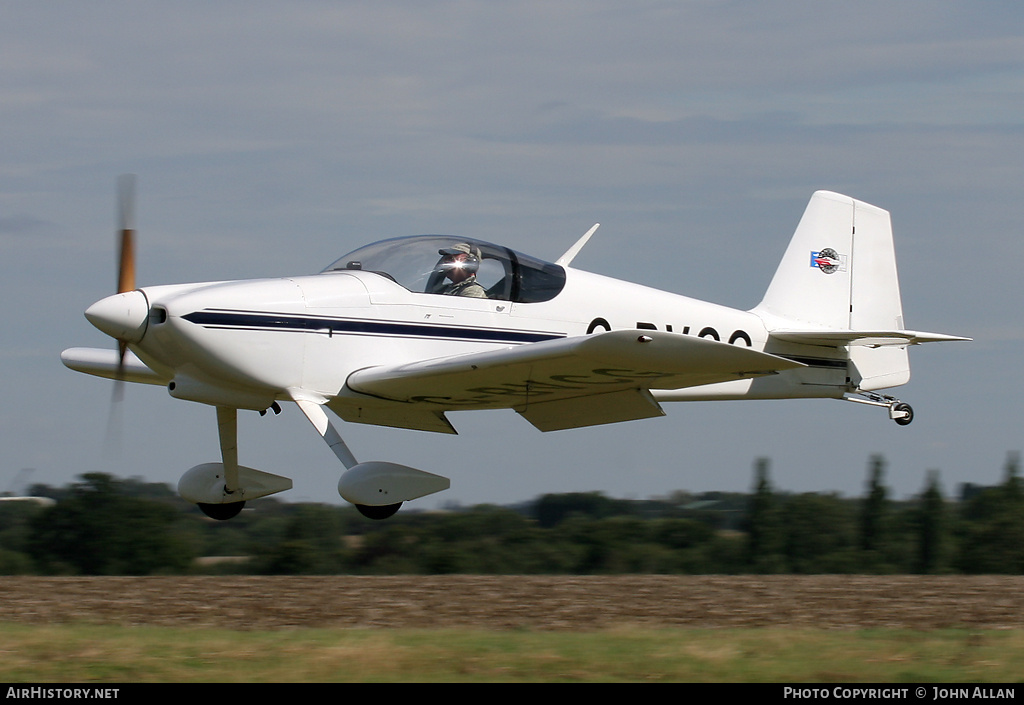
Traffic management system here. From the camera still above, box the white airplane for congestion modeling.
[62,179,969,520]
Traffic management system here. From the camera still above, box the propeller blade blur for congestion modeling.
[117,174,136,294]
[114,174,138,403]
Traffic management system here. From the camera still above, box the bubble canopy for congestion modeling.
[324,235,567,303]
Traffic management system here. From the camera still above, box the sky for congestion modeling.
[2,1,1021,511]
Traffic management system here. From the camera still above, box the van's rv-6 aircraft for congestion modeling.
[62,180,969,520]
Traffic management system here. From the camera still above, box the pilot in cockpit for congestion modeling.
[434,243,488,298]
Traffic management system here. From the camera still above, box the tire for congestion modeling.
[356,502,403,520]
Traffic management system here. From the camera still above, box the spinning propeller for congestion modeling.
[114,174,136,392]
[86,175,148,450]
[83,175,151,385]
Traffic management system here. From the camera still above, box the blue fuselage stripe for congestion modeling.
[181,310,563,344]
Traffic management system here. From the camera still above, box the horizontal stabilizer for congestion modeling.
[770,329,972,347]
[61,347,168,385]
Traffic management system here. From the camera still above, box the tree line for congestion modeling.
[1,452,1021,575]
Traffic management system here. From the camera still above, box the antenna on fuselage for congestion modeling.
[555,223,599,267]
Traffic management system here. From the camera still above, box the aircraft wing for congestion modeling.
[769,329,972,347]
[345,330,805,431]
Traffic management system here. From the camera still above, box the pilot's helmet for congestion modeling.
[437,242,481,274]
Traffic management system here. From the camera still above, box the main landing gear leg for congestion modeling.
[290,394,404,520]
[288,391,449,520]
[179,406,292,520]
[843,391,914,426]
[196,407,246,520]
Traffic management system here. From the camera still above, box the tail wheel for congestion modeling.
[892,403,914,426]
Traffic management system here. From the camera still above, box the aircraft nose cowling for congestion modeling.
[85,290,150,342]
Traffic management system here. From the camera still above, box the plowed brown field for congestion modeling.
[2,575,1022,631]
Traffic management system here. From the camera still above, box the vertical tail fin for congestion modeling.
[755,190,904,331]
[754,191,910,390]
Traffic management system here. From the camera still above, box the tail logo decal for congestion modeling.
[810,248,847,274]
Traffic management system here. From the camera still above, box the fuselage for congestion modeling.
[115,234,850,420]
